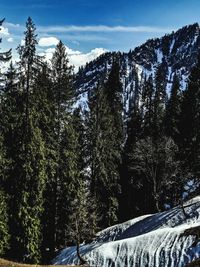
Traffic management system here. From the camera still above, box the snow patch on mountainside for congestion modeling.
[53,197,200,267]
[75,23,200,112]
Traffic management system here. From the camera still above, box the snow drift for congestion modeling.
[53,197,200,267]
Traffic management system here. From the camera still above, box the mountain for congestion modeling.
[53,196,200,267]
[75,23,200,112]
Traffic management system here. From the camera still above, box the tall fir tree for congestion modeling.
[164,73,182,142]
[5,18,47,263]
[119,102,143,220]
[179,56,200,179]
[88,68,122,228]
[30,62,57,263]
[152,59,168,139]
[141,75,154,137]
[0,133,10,257]
[105,61,124,147]
[46,40,75,254]
[0,18,12,258]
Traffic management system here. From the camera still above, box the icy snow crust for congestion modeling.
[53,197,200,266]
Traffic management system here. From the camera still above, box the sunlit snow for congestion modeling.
[53,197,200,267]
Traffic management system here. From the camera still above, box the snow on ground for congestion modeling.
[53,197,200,267]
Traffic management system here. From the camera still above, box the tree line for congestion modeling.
[0,17,200,264]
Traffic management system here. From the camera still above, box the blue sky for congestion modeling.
[1,0,200,69]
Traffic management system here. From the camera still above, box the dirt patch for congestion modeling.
[0,258,82,267]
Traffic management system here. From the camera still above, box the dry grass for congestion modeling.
[185,259,200,267]
[0,258,81,267]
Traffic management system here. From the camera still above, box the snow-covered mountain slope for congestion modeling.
[75,23,200,112]
[53,197,200,267]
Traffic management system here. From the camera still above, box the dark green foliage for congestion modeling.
[152,59,168,139]
[165,73,182,141]
[0,134,10,256]
[120,105,143,220]
[88,74,122,227]
[0,189,9,256]
[141,75,154,137]
[179,56,200,178]
[105,61,124,146]
[15,124,46,263]
[0,18,11,258]
[2,18,47,264]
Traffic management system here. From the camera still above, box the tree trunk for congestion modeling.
[76,239,87,265]
[180,199,189,219]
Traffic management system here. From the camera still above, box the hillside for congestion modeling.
[75,23,200,112]
[54,197,200,267]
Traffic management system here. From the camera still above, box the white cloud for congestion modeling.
[38,36,59,47]
[43,47,55,61]
[5,21,174,34]
[41,45,107,72]
[38,25,174,34]
[5,22,21,28]
[65,46,81,55]
[7,37,14,42]
[69,48,107,71]
[0,26,10,36]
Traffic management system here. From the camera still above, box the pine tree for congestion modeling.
[32,63,57,263]
[120,103,143,220]
[179,56,200,179]
[45,40,75,254]
[5,18,47,263]
[0,18,12,258]
[152,59,168,139]
[141,75,154,137]
[105,61,124,147]
[0,134,10,256]
[104,61,123,225]
[164,73,182,142]
[17,17,42,131]
[88,76,121,228]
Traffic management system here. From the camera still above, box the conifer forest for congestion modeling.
[1,16,200,266]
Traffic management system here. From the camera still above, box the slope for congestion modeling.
[75,23,200,113]
[53,197,200,267]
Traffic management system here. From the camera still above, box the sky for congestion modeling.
[1,0,200,70]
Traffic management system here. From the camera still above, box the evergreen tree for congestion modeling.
[120,103,143,220]
[141,75,154,137]
[105,61,124,146]
[152,59,168,139]
[88,77,121,228]
[165,73,182,141]
[179,56,200,179]
[0,18,12,258]
[29,63,57,263]
[46,40,75,254]
[17,17,42,131]
[5,18,47,263]
[0,134,10,256]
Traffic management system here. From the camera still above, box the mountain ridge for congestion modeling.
[75,23,200,112]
